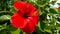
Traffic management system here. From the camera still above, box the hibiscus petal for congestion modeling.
[21,18,36,32]
[11,12,27,28]
[28,3,36,12]
[27,3,36,16]
[28,16,39,26]
[14,1,27,10]
[14,2,27,15]
[28,19,36,32]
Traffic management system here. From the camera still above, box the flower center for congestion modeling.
[24,13,29,18]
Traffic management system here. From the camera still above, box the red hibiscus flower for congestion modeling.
[10,1,39,33]
[58,6,60,11]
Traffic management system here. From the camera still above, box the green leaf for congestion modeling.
[0,11,13,16]
[7,25,23,34]
[57,18,60,22]
[0,23,7,31]
[35,27,44,34]
[43,20,48,24]
[49,8,57,14]
[56,27,60,30]
[11,29,20,34]
[56,24,60,30]
[7,25,17,31]
[37,0,49,7]
[44,29,52,34]
[0,29,7,34]
[0,15,11,23]
[38,21,44,32]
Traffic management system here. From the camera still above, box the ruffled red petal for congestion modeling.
[27,3,36,11]
[14,1,27,15]
[27,3,36,16]
[11,12,27,28]
[21,18,36,32]
[14,2,36,16]
[28,16,39,26]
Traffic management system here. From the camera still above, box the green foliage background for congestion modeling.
[0,0,60,34]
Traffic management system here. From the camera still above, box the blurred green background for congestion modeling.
[0,0,60,34]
